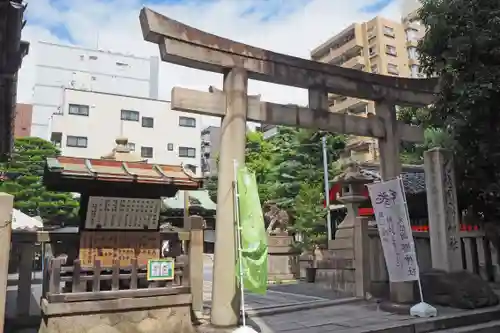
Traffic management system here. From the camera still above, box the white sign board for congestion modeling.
[85,196,161,230]
[367,179,419,282]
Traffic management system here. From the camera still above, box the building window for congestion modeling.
[371,65,379,74]
[167,143,174,151]
[407,46,418,60]
[67,135,88,148]
[383,26,395,38]
[385,45,397,56]
[411,64,419,78]
[179,116,196,128]
[142,117,154,128]
[50,132,62,148]
[141,146,153,158]
[116,62,129,67]
[367,27,375,38]
[368,46,377,57]
[127,142,136,151]
[179,146,196,158]
[68,104,89,116]
[387,63,399,75]
[121,109,139,121]
[406,28,418,42]
[185,164,197,174]
[89,55,98,60]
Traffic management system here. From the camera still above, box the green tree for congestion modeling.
[204,175,218,203]
[292,183,327,258]
[269,128,345,217]
[397,106,453,165]
[204,131,276,204]
[418,0,500,220]
[0,137,79,225]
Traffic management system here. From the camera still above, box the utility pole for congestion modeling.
[321,136,332,241]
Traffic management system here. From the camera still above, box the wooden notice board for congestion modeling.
[85,196,161,230]
[79,231,160,268]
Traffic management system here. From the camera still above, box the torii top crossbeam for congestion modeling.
[139,7,438,107]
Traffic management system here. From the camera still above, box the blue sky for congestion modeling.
[18,0,405,105]
[26,0,397,43]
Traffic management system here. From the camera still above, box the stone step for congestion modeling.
[356,306,500,333]
[435,320,500,333]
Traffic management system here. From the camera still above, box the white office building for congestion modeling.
[31,41,160,139]
[50,88,202,173]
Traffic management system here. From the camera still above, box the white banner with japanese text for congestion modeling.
[367,178,419,282]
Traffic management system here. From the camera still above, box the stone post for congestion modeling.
[211,67,248,327]
[354,216,370,298]
[0,193,13,333]
[189,216,205,318]
[424,148,462,271]
[375,101,415,305]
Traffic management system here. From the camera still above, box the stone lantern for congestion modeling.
[331,161,374,240]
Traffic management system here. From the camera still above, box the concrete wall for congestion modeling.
[31,41,159,139]
[50,89,202,173]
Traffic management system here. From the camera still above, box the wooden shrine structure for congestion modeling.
[37,137,205,333]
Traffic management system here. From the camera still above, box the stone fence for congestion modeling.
[299,226,499,299]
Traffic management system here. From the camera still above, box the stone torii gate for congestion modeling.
[139,7,438,327]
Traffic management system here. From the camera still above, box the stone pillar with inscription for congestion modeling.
[424,148,462,272]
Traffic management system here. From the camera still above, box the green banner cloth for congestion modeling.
[236,166,268,295]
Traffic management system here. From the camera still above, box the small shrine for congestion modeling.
[39,137,205,333]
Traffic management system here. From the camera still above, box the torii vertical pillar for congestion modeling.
[211,68,248,327]
[0,193,13,333]
[376,101,415,308]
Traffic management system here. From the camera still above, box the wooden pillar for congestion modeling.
[211,67,248,327]
[0,193,14,333]
[424,148,462,271]
[189,216,205,317]
[375,101,415,304]
[17,243,34,317]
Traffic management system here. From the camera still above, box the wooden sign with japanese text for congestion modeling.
[367,178,420,282]
[79,231,160,268]
[85,196,161,230]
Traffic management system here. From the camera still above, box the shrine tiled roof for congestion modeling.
[44,156,203,189]
[359,163,426,195]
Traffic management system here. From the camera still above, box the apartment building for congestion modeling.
[310,15,425,162]
[50,88,202,174]
[31,41,159,139]
[201,126,221,177]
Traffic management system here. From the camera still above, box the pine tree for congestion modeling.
[0,137,79,226]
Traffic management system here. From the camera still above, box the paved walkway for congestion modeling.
[203,281,341,310]
[245,301,465,333]
[202,262,350,311]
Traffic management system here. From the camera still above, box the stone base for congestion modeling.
[379,300,413,315]
[39,294,195,333]
[268,235,299,281]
